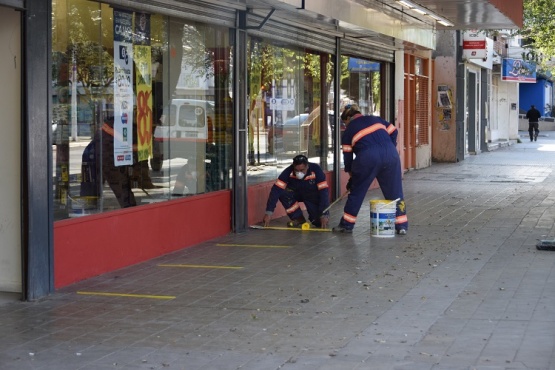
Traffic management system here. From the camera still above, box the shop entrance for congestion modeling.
[0,7,22,296]
[467,71,477,154]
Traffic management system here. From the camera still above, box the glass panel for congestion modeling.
[51,0,232,221]
[247,38,333,184]
[335,56,383,169]
[340,56,381,116]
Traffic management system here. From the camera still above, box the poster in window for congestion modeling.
[134,13,152,162]
[113,9,134,166]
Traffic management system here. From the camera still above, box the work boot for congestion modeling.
[332,224,353,233]
[311,219,322,228]
[534,134,538,141]
[287,216,306,228]
[397,229,407,235]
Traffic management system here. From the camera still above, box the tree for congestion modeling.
[521,0,555,65]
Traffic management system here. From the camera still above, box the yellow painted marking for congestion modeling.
[251,225,332,232]
[77,291,175,300]
[158,264,243,269]
[216,243,290,248]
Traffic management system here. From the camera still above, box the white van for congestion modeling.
[151,99,213,171]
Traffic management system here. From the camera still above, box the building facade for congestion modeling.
[0,0,522,300]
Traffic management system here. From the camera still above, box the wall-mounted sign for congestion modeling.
[348,58,380,72]
[467,38,494,70]
[462,30,487,59]
[501,59,536,83]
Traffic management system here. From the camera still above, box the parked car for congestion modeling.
[282,113,310,152]
[151,99,213,171]
[270,111,340,154]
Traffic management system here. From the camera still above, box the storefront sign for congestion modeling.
[270,78,296,111]
[467,38,494,69]
[113,9,134,166]
[462,30,487,59]
[501,58,536,83]
[348,58,380,72]
[269,98,295,111]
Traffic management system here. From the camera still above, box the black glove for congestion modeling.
[346,178,352,191]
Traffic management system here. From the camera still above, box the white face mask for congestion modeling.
[295,171,305,180]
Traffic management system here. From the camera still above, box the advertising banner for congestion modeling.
[134,13,152,162]
[113,9,134,166]
[501,59,536,83]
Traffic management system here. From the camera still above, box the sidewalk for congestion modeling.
[2,135,555,370]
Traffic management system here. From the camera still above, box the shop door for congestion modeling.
[0,7,21,294]
[467,71,477,154]
[403,54,416,170]
[403,54,430,170]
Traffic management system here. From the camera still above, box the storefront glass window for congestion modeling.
[246,38,334,183]
[340,56,381,116]
[51,0,233,220]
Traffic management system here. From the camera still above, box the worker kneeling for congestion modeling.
[263,154,330,229]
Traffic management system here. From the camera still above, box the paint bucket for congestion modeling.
[370,199,397,238]
[68,196,98,218]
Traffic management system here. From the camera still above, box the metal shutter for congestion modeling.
[342,38,396,63]
[103,0,236,27]
[246,12,337,55]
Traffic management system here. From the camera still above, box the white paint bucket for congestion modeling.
[370,199,397,238]
[68,196,97,218]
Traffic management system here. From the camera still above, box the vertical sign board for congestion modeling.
[113,10,134,166]
[134,13,152,162]
[462,30,487,59]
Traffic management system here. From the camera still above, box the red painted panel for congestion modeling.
[54,191,231,288]
[247,181,285,226]
[247,170,344,226]
[55,169,356,288]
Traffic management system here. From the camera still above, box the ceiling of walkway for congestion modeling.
[240,0,521,30]
[399,0,522,29]
[206,0,522,51]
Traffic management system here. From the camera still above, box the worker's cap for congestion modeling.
[292,154,309,166]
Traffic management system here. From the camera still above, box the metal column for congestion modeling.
[24,0,54,299]
[333,37,342,199]
[232,11,248,232]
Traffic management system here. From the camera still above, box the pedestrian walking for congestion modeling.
[332,104,407,234]
[526,104,541,142]
[263,154,330,228]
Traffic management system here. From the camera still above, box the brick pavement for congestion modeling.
[1,133,554,369]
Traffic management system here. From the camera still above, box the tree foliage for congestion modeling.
[521,0,555,62]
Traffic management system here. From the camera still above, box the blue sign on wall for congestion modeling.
[502,58,536,83]
[348,58,380,72]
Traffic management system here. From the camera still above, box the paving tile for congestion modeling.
[4,134,555,369]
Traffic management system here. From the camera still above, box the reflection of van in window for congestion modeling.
[151,99,213,171]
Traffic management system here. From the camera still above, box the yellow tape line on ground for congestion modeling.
[158,264,243,269]
[250,225,332,232]
[77,291,175,300]
[216,243,290,248]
